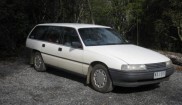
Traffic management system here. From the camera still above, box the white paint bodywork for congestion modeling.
[26,23,170,76]
[84,45,169,65]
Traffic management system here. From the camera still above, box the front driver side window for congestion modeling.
[63,27,82,48]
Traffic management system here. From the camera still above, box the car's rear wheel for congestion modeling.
[91,64,113,93]
[33,52,46,72]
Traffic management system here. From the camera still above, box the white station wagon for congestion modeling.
[26,23,174,92]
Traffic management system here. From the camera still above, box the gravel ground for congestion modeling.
[0,58,182,105]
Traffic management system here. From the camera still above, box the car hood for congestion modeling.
[85,44,169,64]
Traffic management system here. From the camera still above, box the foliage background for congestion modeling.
[0,0,181,57]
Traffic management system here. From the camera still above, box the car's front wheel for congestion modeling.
[91,64,113,93]
[33,52,46,72]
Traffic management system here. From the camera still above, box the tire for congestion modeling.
[90,64,113,93]
[33,52,46,72]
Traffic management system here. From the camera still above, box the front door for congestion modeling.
[56,27,84,74]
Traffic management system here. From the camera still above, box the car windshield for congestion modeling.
[78,28,127,46]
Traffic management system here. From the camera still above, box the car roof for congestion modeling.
[37,23,110,29]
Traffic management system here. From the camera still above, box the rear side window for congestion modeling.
[29,26,48,40]
[43,27,63,44]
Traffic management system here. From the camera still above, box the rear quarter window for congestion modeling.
[29,26,48,40]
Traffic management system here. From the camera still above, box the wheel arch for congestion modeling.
[29,49,40,64]
[86,61,109,84]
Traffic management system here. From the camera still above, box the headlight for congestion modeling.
[121,64,146,70]
[166,60,173,68]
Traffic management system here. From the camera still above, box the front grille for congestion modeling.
[146,62,166,69]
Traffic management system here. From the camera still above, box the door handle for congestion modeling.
[42,44,45,47]
[58,48,62,51]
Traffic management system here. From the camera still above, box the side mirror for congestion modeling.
[72,42,82,48]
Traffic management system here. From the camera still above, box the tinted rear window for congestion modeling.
[43,27,64,44]
[29,26,48,40]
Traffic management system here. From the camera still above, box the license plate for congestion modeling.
[154,71,166,79]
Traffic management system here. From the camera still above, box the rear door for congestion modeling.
[40,26,64,67]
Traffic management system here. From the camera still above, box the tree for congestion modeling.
[90,0,112,25]
[141,0,182,52]
[0,0,182,57]
[110,0,144,45]
[167,0,182,41]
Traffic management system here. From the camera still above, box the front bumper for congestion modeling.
[109,67,174,87]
